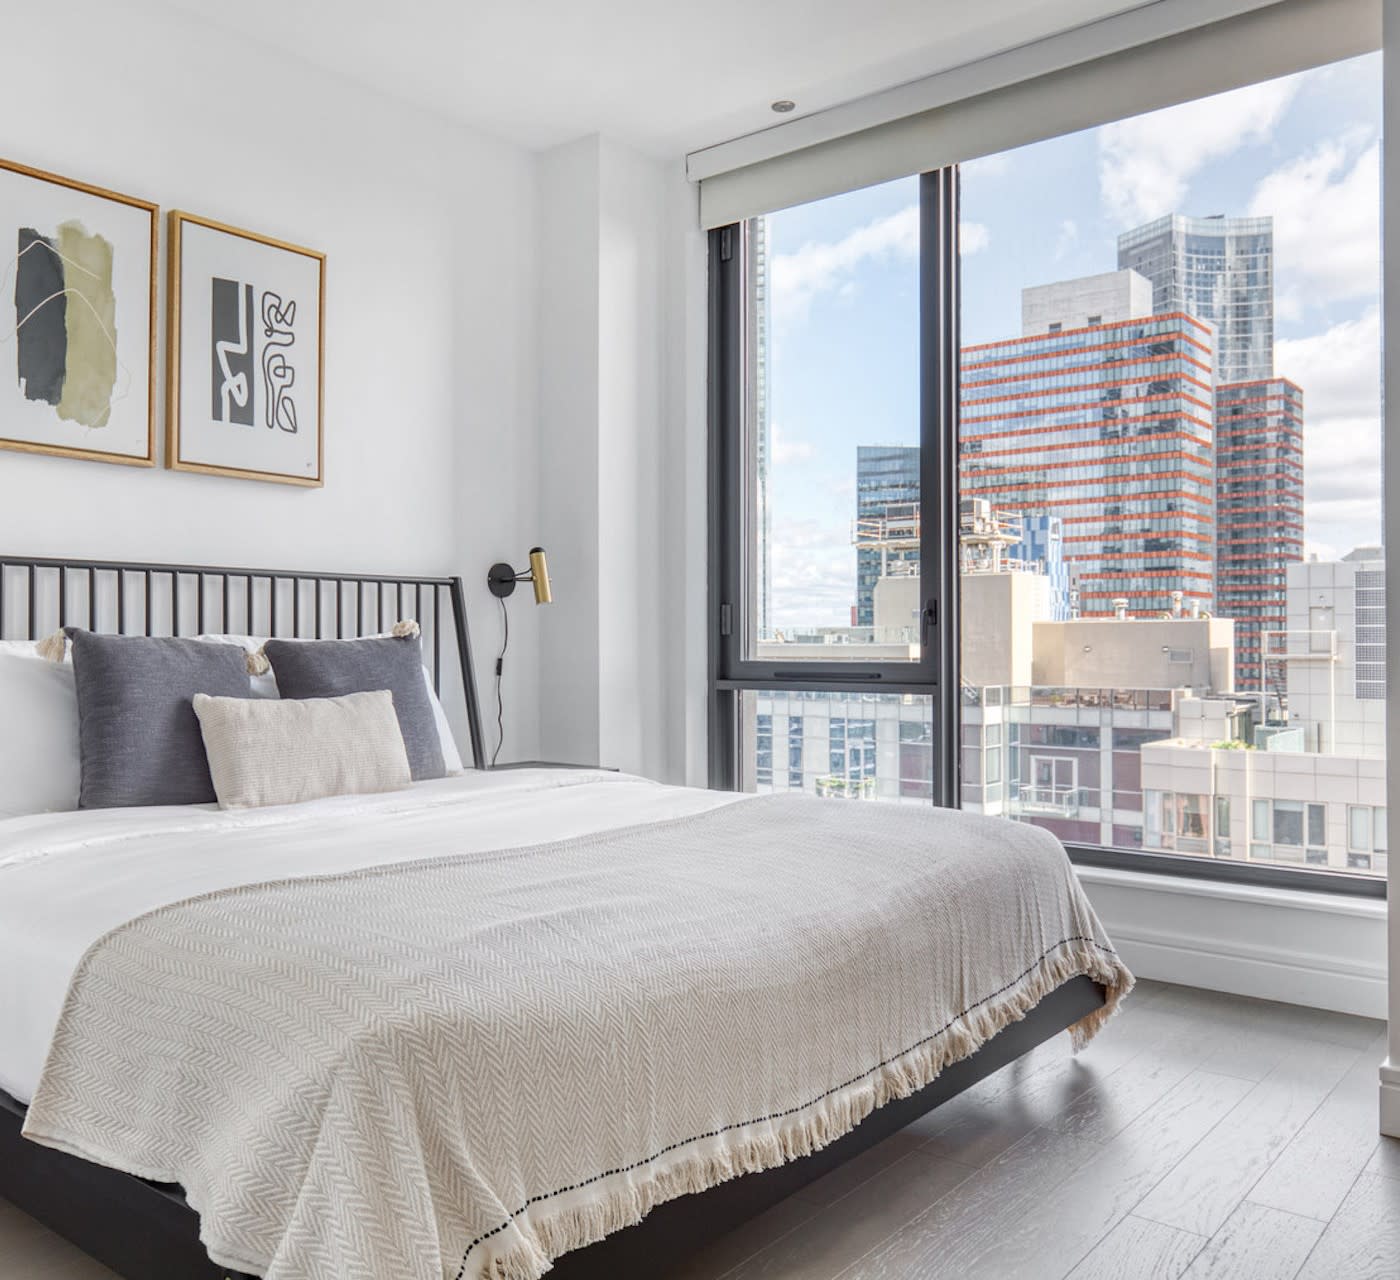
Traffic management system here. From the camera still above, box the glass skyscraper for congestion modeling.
[1116,214,1274,384]
[855,445,920,628]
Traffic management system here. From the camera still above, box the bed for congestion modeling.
[0,554,1131,1280]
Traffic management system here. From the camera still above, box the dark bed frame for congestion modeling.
[0,553,1106,1280]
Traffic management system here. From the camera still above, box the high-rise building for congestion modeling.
[1214,379,1304,690]
[1117,214,1274,384]
[855,445,920,627]
[959,271,1217,618]
[1279,551,1386,757]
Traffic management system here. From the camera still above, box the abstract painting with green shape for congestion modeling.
[14,218,117,428]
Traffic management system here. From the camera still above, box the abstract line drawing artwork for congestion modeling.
[169,210,323,486]
[260,291,297,433]
[0,157,157,467]
[211,277,254,426]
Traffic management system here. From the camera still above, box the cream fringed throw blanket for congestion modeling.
[24,796,1132,1280]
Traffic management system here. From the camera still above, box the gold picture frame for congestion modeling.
[0,156,157,468]
[167,211,325,487]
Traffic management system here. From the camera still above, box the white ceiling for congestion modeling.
[159,0,1152,156]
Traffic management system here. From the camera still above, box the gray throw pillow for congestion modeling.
[263,635,446,781]
[66,629,254,809]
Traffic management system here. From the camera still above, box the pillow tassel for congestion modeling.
[247,647,271,676]
[36,630,68,663]
[391,620,421,639]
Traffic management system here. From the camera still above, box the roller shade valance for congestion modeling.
[696,0,1379,228]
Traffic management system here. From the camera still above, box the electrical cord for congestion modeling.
[492,595,509,767]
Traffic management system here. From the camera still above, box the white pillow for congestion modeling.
[194,690,412,810]
[196,633,466,773]
[0,640,81,819]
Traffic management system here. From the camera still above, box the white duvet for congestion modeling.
[0,769,738,1104]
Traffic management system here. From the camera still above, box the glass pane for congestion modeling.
[1348,805,1371,852]
[740,691,933,802]
[958,52,1384,877]
[1307,803,1326,848]
[1273,801,1303,847]
[744,177,921,659]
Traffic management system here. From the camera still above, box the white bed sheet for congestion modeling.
[0,769,739,1105]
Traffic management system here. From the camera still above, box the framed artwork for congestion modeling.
[167,211,325,487]
[0,157,157,467]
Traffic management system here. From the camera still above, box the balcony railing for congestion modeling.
[1011,784,1087,817]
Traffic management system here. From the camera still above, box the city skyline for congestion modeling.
[759,53,1381,632]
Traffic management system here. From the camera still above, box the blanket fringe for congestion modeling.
[477,941,1132,1279]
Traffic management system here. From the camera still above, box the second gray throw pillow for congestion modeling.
[263,634,446,781]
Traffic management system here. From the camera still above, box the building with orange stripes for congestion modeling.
[959,270,1217,618]
[1214,378,1304,689]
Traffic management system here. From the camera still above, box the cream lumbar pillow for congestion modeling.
[192,690,412,810]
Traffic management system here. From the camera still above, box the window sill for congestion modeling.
[1073,862,1387,921]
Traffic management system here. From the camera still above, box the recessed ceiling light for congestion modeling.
[771,99,796,114]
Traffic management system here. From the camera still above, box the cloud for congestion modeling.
[770,422,813,465]
[1054,219,1078,260]
[1097,77,1298,225]
[1248,133,1379,313]
[1274,308,1383,557]
[769,517,855,630]
[770,205,918,327]
[768,204,989,329]
[961,221,990,255]
[1277,307,1381,421]
[961,152,1011,180]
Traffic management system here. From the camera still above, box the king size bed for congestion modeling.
[0,555,1131,1280]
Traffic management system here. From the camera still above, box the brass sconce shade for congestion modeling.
[527,547,551,605]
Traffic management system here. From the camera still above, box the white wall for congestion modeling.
[534,137,603,769]
[0,0,541,761]
[535,135,686,778]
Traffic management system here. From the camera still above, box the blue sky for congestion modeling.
[763,52,1382,630]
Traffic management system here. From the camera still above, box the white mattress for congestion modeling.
[0,769,739,1105]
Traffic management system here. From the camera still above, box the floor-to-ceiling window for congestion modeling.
[709,36,1383,893]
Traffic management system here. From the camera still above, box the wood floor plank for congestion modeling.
[1294,1173,1400,1280]
[1298,1008,1387,1051]
[724,1150,974,1280]
[1148,986,1379,1072]
[837,1069,1253,1280]
[1064,1214,1205,1280]
[1131,1038,1361,1237]
[0,1204,120,1280]
[1046,1008,1223,1146]
[1364,1135,1400,1182]
[910,996,1167,1167]
[1175,1201,1322,1280]
[1247,1033,1386,1221]
[661,1194,822,1280]
[790,1130,929,1208]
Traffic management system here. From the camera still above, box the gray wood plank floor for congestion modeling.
[0,981,1393,1280]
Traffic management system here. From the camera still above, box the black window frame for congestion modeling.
[707,166,1385,902]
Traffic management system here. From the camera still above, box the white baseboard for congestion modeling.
[1075,865,1388,1019]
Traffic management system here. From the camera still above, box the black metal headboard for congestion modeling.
[0,555,487,770]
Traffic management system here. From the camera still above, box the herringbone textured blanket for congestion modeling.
[24,795,1131,1279]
